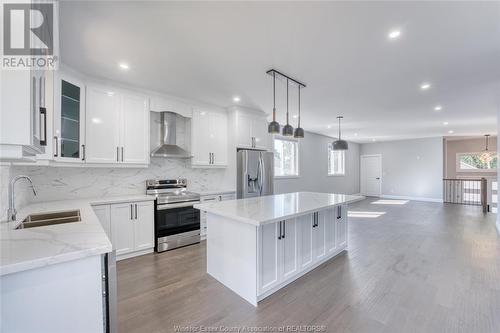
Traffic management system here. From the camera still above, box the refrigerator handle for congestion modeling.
[258,153,264,196]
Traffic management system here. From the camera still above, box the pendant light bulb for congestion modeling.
[294,85,304,138]
[282,79,294,136]
[332,116,348,150]
[268,72,280,134]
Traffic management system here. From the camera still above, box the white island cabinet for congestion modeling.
[194,192,363,306]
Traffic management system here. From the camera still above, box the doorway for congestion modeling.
[360,154,382,197]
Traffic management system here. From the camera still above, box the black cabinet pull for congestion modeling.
[81,144,86,161]
[135,204,138,219]
[53,136,58,157]
[337,206,342,219]
[282,221,286,239]
[130,204,133,220]
[39,107,47,146]
[121,147,124,162]
[278,221,282,240]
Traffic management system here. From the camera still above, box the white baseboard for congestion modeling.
[380,194,443,203]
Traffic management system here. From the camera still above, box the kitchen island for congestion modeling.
[194,192,364,306]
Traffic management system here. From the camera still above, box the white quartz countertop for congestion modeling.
[194,192,364,226]
[0,195,155,276]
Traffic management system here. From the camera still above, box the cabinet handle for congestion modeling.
[135,204,138,220]
[278,221,282,240]
[121,147,124,162]
[337,206,342,219]
[39,107,47,146]
[130,204,133,220]
[212,153,215,164]
[81,144,86,161]
[282,221,286,239]
[53,136,58,157]
[117,147,119,162]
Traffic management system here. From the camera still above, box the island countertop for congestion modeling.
[194,192,364,226]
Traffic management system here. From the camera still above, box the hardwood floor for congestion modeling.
[117,199,500,333]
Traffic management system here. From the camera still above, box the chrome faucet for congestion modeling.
[7,175,37,222]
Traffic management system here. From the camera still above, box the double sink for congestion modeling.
[16,210,81,229]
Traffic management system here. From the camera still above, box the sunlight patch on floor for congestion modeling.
[371,199,409,205]
[348,211,386,218]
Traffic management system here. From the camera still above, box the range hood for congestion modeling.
[150,112,192,158]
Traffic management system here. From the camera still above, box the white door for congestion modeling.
[324,207,337,254]
[85,86,120,163]
[92,205,111,239]
[360,155,382,197]
[121,94,149,164]
[298,214,314,270]
[336,205,348,249]
[191,109,211,165]
[111,203,135,256]
[258,222,280,294]
[314,212,327,261]
[133,201,154,251]
[209,112,228,166]
[281,219,299,280]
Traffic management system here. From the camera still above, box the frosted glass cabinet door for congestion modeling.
[54,74,86,162]
[85,86,121,163]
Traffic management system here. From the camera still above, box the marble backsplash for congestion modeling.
[8,158,232,207]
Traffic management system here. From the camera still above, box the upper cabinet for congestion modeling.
[232,108,269,150]
[85,84,149,165]
[0,69,47,160]
[53,73,86,163]
[191,108,228,167]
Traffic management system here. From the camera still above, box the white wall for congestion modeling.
[360,137,443,201]
[274,132,360,195]
[0,164,11,221]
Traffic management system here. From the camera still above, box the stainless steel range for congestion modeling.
[146,179,201,252]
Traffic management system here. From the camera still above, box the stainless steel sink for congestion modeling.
[16,210,81,229]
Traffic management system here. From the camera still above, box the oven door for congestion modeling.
[155,201,200,237]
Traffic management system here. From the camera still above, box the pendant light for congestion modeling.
[332,116,348,150]
[294,85,304,138]
[282,79,294,136]
[479,134,493,164]
[268,72,280,134]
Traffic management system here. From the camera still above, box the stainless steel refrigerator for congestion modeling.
[237,150,274,199]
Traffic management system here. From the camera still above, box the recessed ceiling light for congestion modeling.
[354,133,358,136]
[448,130,454,134]
[388,30,401,39]
[372,138,377,142]
[327,125,332,129]
[443,121,449,126]
[292,114,298,119]
[119,62,129,70]
[420,83,431,90]
[233,96,240,102]
[434,105,442,111]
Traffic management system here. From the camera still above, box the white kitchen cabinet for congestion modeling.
[233,109,269,150]
[53,73,86,163]
[97,200,154,260]
[85,86,121,163]
[313,211,327,261]
[0,70,48,161]
[281,219,299,280]
[85,85,149,165]
[121,94,149,164]
[134,201,155,251]
[335,205,348,248]
[200,192,236,240]
[191,109,228,167]
[110,203,135,256]
[325,207,337,254]
[258,222,281,294]
[92,205,111,239]
[298,214,314,270]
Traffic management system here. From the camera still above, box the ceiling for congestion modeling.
[60,1,500,143]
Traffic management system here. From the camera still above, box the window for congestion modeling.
[328,144,345,176]
[274,138,299,177]
[457,152,498,172]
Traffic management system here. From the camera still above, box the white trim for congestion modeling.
[380,194,443,203]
